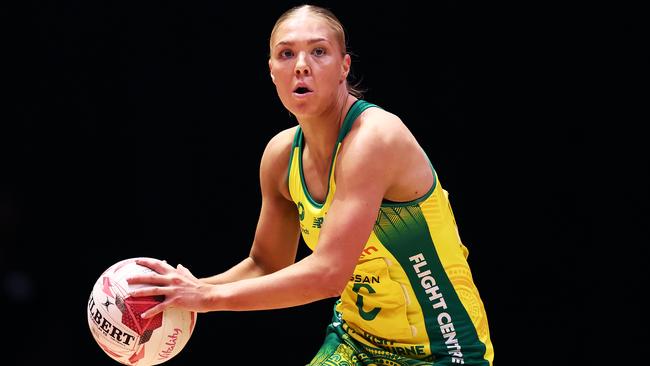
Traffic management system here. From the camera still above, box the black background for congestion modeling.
[3,1,646,365]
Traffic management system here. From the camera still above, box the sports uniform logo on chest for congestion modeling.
[297,201,325,235]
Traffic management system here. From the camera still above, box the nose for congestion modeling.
[295,52,310,76]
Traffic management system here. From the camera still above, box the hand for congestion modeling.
[126,258,209,319]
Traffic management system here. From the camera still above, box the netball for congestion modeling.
[87,257,197,365]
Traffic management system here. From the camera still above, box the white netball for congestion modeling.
[87,257,197,365]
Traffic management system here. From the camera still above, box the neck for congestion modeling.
[299,91,355,161]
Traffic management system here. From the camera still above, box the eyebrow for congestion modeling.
[274,37,328,48]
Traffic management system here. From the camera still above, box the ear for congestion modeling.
[340,54,351,83]
[269,59,276,83]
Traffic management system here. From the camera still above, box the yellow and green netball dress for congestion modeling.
[288,100,494,365]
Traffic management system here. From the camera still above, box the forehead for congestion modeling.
[273,13,336,46]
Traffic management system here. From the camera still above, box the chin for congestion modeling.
[286,98,314,115]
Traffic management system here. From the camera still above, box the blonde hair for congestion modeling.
[269,5,365,99]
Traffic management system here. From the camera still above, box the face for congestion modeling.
[269,13,350,118]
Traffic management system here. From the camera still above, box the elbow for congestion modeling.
[318,268,349,298]
[306,253,352,299]
[322,283,345,299]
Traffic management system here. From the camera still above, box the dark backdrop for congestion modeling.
[3,1,646,365]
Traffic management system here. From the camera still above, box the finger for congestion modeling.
[177,263,192,276]
[126,272,168,286]
[141,301,168,319]
[135,258,175,274]
[129,285,169,298]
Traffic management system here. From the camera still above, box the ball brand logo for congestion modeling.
[88,295,136,347]
[157,328,182,360]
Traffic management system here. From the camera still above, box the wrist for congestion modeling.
[200,283,224,312]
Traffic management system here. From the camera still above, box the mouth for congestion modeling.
[293,86,312,95]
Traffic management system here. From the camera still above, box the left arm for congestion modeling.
[128,112,406,317]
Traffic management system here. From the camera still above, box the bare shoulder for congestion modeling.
[260,126,298,199]
[262,126,297,161]
[348,107,419,156]
[361,106,402,126]
[337,106,432,201]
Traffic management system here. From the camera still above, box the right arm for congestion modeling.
[200,127,300,285]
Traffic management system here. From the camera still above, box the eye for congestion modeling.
[312,47,326,57]
[279,49,294,59]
